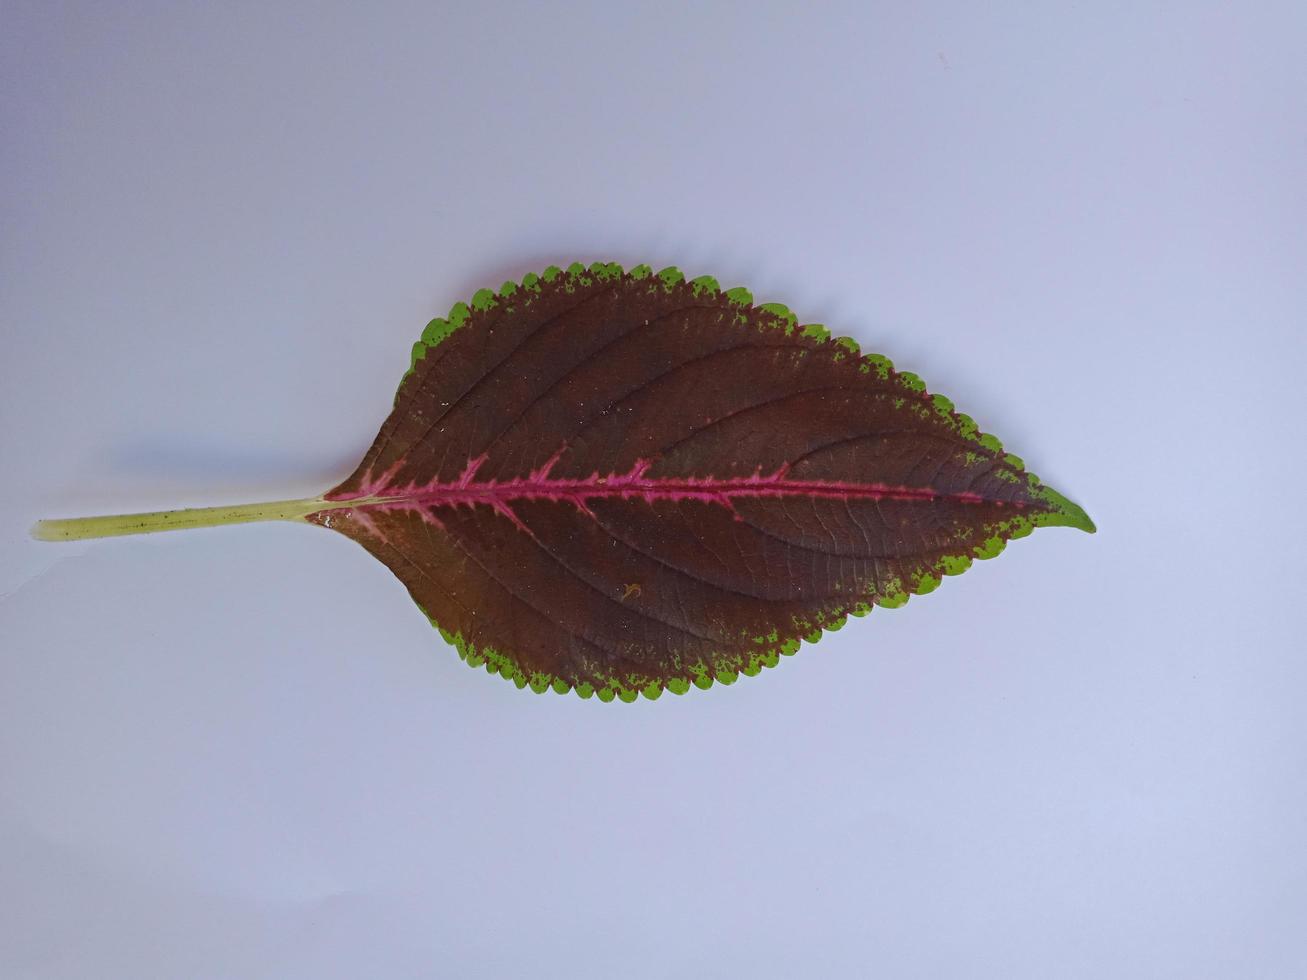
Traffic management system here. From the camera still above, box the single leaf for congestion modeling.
[35,261,1093,701]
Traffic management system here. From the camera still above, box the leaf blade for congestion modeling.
[312,263,1093,699]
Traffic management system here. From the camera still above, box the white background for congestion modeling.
[2,3,1304,977]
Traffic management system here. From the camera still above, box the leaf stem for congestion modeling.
[31,496,338,542]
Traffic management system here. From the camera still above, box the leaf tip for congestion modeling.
[1034,486,1096,534]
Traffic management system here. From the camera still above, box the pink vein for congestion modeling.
[325,454,1009,531]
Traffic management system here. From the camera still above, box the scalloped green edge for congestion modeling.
[400,261,1094,701]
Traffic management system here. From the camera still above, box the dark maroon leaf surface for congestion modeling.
[309,262,1093,701]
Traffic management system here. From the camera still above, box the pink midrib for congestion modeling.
[327,455,1004,511]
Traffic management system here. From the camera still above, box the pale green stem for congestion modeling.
[31,495,349,542]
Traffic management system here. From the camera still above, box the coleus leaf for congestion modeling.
[36,261,1093,701]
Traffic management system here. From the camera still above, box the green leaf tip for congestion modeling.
[1033,485,1096,533]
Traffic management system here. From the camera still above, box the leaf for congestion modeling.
[35,261,1094,701]
[320,261,1095,699]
